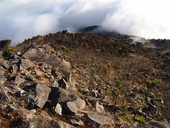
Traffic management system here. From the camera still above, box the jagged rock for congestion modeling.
[59,59,71,79]
[23,48,38,59]
[64,101,78,114]
[92,90,100,98]
[74,96,86,110]
[20,59,34,70]
[55,103,62,115]
[58,88,76,103]
[35,84,51,108]
[15,76,25,85]
[87,113,112,125]
[33,69,44,78]
[55,120,74,128]
[0,59,9,69]
[70,119,84,126]
[96,101,105,114]
[149,120,170,128]
[12,86,27,97]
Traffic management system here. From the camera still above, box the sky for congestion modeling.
[0,0,170,44]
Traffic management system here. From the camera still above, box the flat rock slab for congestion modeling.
[66,101,78,114]
[35,84,51,108]
[87,113,112,125]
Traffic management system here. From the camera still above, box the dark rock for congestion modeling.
[58,77,69,89]
[27,98,36,110]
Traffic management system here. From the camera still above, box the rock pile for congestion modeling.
[0,44,113,128]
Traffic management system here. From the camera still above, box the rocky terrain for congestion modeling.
[0,31,170,128]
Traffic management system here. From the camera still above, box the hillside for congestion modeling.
[0,31,170,128]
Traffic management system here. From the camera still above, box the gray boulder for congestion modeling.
[35,84,51,108]
[64,101,78,114]
[20,59,34,70]
[58,88,76,103]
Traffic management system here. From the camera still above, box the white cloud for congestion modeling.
[0,0,170,44]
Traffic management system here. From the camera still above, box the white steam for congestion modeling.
[0,0,170,44]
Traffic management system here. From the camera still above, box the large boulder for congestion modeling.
[63,101,78,115]
[35,84,51,108]
[20,59,34,70]
[23,48,38,59]
[58,88,76,103]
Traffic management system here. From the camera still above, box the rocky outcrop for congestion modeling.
[0,32,170,127]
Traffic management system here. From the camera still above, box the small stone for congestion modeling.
[17,52,22,56]
[0,77,6,85]
[0,119,2,126]
[52,80,59,87]
[96,101,105,113]
[55,120,74,128]
[92,90,100,98]
[34,69,44,78]
[55,103,62,116]
[70,119,84,126]
[15,76,25,85]
[0,66,5,76]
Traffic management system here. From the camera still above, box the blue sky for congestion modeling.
[0,0,169,44]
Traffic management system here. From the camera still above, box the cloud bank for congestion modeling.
[0,0,170,44]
